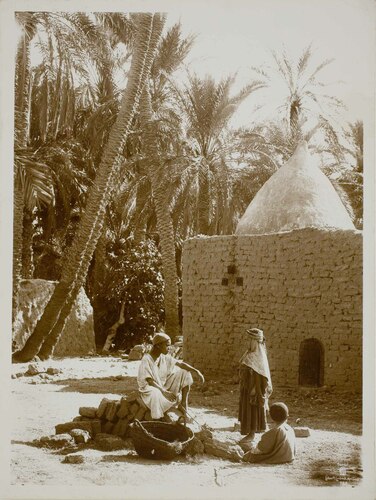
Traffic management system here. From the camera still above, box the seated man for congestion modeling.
[137,332,205,420]
[242,402,296,464]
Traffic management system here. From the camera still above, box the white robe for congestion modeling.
[137,353,193,419]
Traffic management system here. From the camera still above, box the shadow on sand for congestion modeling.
[54,376,138,395]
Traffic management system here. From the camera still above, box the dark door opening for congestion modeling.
[299,338,324,387]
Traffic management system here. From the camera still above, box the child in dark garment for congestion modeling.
[242,402,296,464]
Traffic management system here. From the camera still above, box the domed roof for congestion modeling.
[235,141,355,235]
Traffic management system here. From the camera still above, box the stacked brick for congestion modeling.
[55,392,153,439]
[182,228,362,392]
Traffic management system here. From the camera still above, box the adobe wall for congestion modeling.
[182,228,362,391]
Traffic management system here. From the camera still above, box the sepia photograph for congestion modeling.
[0,0,375,499]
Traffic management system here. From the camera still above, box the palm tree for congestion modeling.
[13,12,41,322]
[318,120,363,228]
[13,13,166,362]
[139,82,180,338]
[252,46,344,144]
[78,22,193,343]
[13,11,104,317]
[168,73,264,235]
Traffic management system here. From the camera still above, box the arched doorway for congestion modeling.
[299,338,324,387]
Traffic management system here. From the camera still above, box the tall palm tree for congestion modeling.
[13,13,166,362]
[139,82,180,338]
[82,22,193,341]
[169,73,264,235]
[13,12,41,322]
[252,46,344,143]
[13,11,104,317]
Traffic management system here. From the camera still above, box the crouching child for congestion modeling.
[242,402,296,464]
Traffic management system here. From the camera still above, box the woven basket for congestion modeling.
[129,419,194,460]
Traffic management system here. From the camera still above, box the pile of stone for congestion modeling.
[55,391,152,442]
[36,389,245,460]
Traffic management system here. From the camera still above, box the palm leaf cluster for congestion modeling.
[252,45,345,142]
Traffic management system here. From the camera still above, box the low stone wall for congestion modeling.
[182,228,362,391]
[13,279,96,356]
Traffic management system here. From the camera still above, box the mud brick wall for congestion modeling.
[182,228,362,391]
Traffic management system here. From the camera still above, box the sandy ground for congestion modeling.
[7,356,366,500]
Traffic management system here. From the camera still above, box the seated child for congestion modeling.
[242,402,296,464]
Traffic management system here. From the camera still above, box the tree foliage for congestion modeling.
[97,239,164,350]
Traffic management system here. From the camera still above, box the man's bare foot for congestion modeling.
[161,413,173,423]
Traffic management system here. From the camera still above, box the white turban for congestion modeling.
[246,327,264,342]
[152,332,171,346]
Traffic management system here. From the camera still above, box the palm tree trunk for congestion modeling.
[21,210,35,279]
[15,32,31,148]
[102,302,126,352]
[13,27,33,326]
[13,13,166,362]
[133,173,150,243]
[12,183,24,325]
[90,232,108,347]
[197,160,211,234]
[140,84,180,340]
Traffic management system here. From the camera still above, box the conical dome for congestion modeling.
[235,141,355,235]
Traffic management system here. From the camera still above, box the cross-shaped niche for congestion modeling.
[221,265,243,286]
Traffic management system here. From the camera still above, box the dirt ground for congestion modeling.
[7,355,365,499]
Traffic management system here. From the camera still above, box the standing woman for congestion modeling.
[238,328,272,444]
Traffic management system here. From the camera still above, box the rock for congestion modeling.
[204,438,244,462]
[46,367,61,375]
[69,429,91,444]
[126,391,140,404]
[90,420,102,436]
[129,402,139,417]
[55,420,101,437]
[79,407,98,418]
[62,454,85,464]
[94,434,130,451]
[185,437,205,456]
[195,426,213,443]
[40,433,75,448]
[105,401,121,422]
[116,397,130,419]
[11,374,17,379]
[294,426,311,437]
[128,345,146,361]
[134,406,146,421]
[103,421,114,434]
[96,397,117,419]
[111,420,122,436]
[12,279,96,357]
[25,363,40,376]
[111,418,130,437]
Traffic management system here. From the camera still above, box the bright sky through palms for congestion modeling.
[24,0,373,131]
[164,0,373,128]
